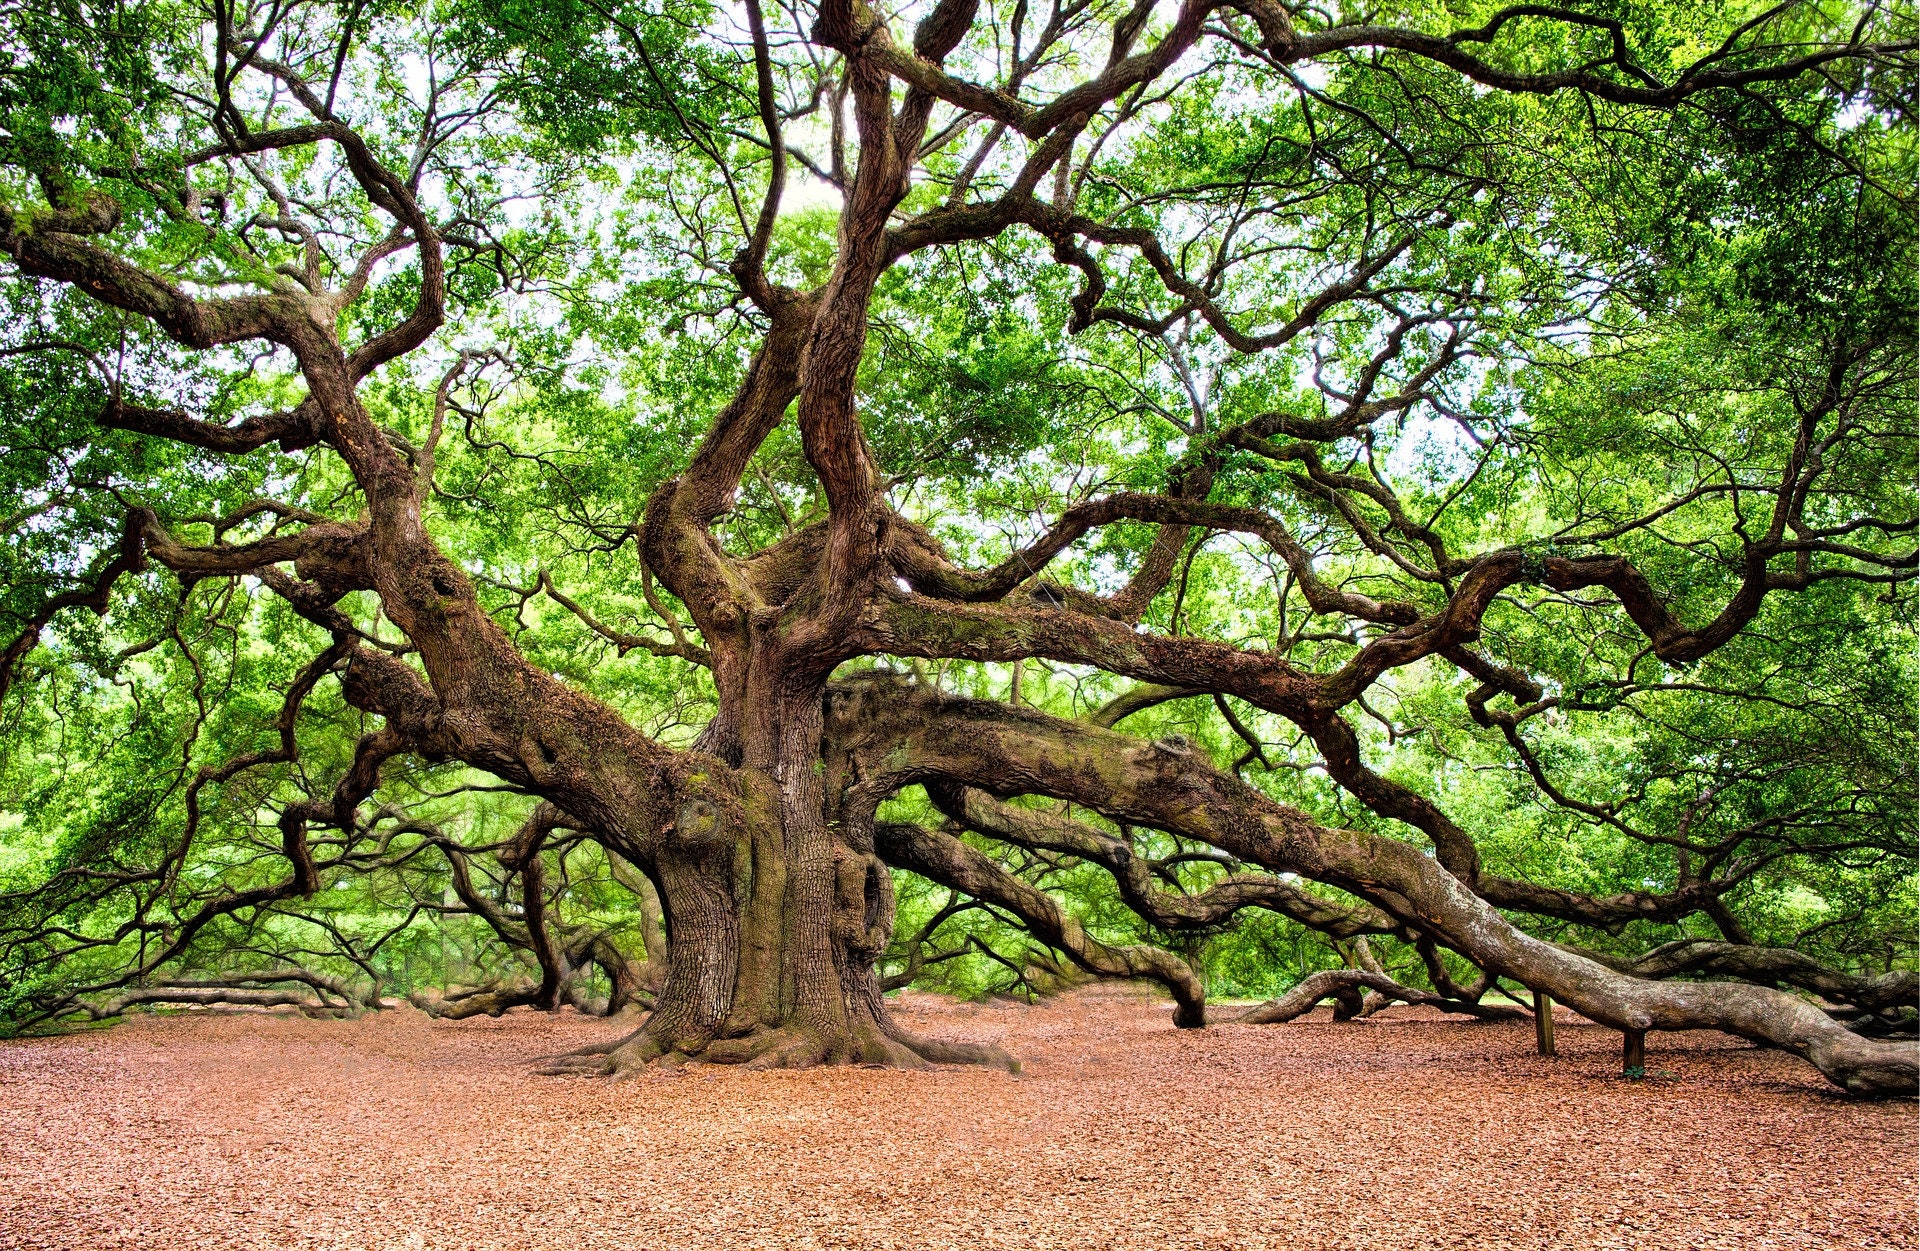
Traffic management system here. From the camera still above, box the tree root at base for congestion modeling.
[531,1019,1020,1077]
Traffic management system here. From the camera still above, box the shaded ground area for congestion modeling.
[1,985,1912,1251]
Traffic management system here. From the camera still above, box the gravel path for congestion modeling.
[1,985,1912,1250]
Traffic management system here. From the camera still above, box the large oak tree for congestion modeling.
[0,0,1914,1095]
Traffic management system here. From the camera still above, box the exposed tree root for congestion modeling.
[888,1025,1021,1072]
[532,1015,1019,1077]
[531,1023,659,1077]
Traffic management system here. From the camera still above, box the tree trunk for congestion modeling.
[576,655,1015,1073]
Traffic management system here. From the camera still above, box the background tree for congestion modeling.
[0,0,1913,1093]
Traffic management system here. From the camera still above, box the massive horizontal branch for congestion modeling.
[100,397,326,454]
[1598,940,1919,1016]
[86,985,355,1019]
[0,195,305,351]
[138,509,373,588]
[824,674,1919,1095]
[85,967,372,1020]
[927,782,1399,939]
[1232,967,1528,1025]
[890,492,1420,626]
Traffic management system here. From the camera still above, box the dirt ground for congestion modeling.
[0,985,1912,1251]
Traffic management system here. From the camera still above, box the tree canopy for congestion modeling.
[0,0,1913,1093]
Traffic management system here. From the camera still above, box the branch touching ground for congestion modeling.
[1231,968,1528,1025]
[830,677,1920,1096]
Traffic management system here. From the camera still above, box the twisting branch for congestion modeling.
[1233,967,1528,1025]
[873,819,1208,1026]
[926,781,1398,939]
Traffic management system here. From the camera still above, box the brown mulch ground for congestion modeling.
[1,985,1913,1251]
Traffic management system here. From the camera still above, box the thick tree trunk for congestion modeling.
[562,655,1015,1074]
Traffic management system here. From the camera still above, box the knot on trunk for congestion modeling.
[292,521,374,596]
[666,798,729,851]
